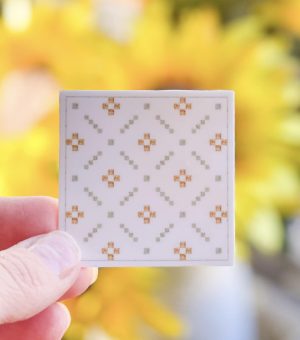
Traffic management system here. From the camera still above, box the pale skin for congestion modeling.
[0,197,98,340]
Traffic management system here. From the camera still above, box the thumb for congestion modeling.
[0,231,81,324]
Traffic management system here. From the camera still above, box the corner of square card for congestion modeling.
[59,90,235,267]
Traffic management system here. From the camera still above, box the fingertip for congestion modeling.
[26,196,58,231]
[0,196,59,250]
[0,230,81,324]
[0,303,72,340]
[60,267,98,301]
[91,267,99,285]
[55,303,71,335]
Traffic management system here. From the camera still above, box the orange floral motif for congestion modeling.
[102,169,120,188]
[174,241,192,260]
[101,242,120,260]
[138,133,156,151]
[66,133,84,151]
[66,205,84,224]
[174,97,192,116]
[138,205,156,224]
[210,205,228,223]
[174,169,192,188]
[102,97,120,116]
[209,133,228,151]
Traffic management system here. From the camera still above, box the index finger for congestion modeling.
[0,196,58,250]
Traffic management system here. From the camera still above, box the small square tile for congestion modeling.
[215,103,221,110]
[72,103,79,109]
[179,139,186,146]
[107,211,114,218]
[144,175,150,182]
[144,103,150,110]
[72,175,78,182]
[144,248,150,254]
[108,139,114,145]
[215,175,222,182]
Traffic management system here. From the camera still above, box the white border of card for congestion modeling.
[59,90,235,267]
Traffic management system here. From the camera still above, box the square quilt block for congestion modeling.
[59,90,234,266]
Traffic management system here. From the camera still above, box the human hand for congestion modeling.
[0,197,98,340]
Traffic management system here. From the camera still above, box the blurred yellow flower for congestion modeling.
[259,0,300,36]
[65,268,183,339]
[122,3,300,255]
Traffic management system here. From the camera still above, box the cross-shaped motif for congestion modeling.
[138,205,156,224]
[174,241,192,260]
[66,205,84,224]
[174,97,192,116]
[101,242,120,260]
[138,133,156,152]
[209,133,228,151]
[174,169,192,188]
[102,169,120,188]
[66,133,84,151]
[102,97,120,116]
[210,205,228,223]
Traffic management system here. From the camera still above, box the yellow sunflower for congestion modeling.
[258,0,300,36]
[109,2,300,255]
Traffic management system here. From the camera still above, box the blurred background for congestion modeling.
[1,0,300,339]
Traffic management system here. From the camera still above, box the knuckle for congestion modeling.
[0,249,44,291]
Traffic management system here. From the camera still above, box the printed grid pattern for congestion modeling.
[60,92,234,266]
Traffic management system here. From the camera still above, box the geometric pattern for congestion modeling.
[138,133,156,152]
[84,150,102,170]
[59,91,234,266]
[66,133,84,151]
[155,187,174,206]
[174,241,192,260]
[83,224,102,242]
[155,223,175,242]
[155,114,175,134]
[209,205,228,223]
[191,115,210,134]
[173,169,192,188]
[84,114,102,134]
[119,224,139,242]
[174,97,192,116]
[191,187,210,206]
[102,97,120,116]
[83,187,102,206]
[138,205,156,224]
[191,223,210,242]
[155,151,174,170]
[119,187,139,206]
[101,169,120,188]
[120,151,139,170]
[101,242,120,260]
[191,151,210,170]
[120,115,139,134]
[65,205,84,224]
[210,133,228,151]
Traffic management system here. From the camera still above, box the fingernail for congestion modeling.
[26,231,81,277]
[91,268,99,284]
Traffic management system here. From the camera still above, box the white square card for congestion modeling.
[59,90,234,267]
